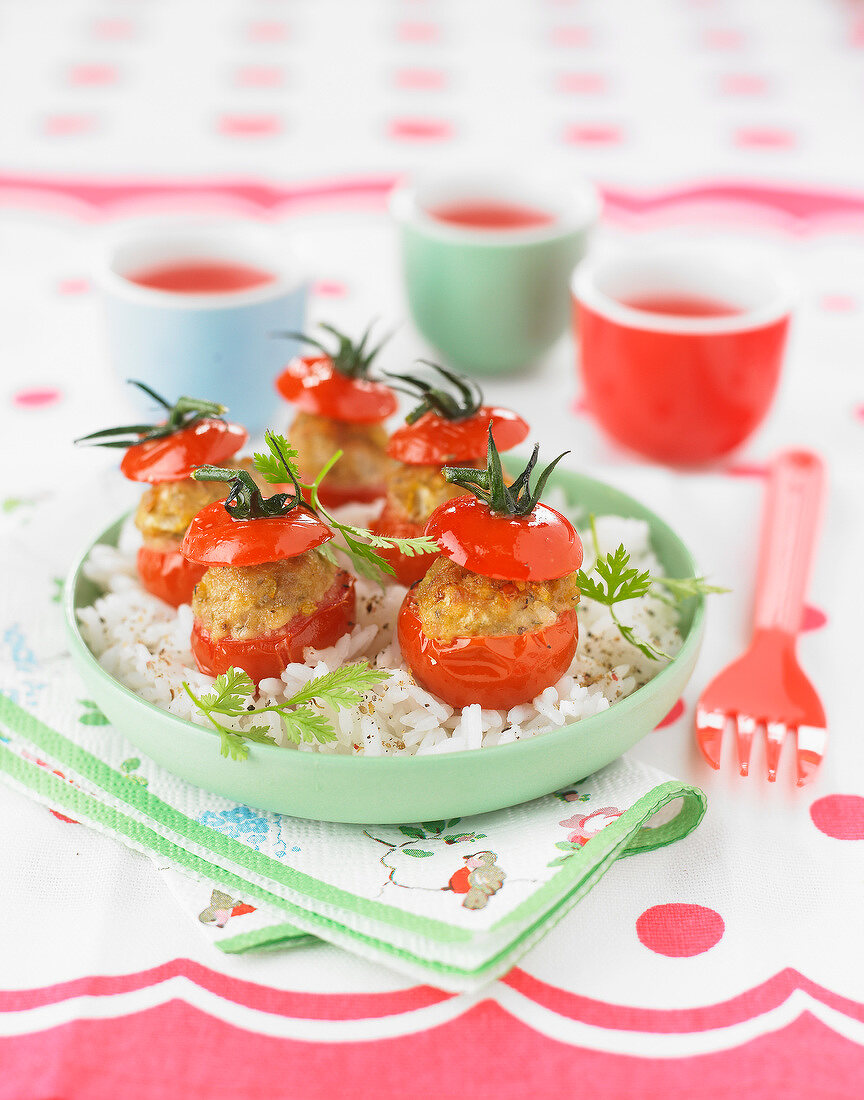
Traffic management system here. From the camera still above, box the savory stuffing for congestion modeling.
[191,550,343,641]
[412,558,581,643]
[289,411,391,489]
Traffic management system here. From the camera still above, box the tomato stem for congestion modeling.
[443,428,569,517]
[274,320,391,380]
[74,381,227,449]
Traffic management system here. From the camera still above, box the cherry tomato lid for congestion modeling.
[276,356,398,423]
[387,407,529,465]
[426,495,583,581]
[182,500,333,567]
[121,419,247,483]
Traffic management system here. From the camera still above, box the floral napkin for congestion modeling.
[0,485,706,991]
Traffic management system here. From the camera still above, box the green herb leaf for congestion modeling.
[287,663,388,709]
[279,707,337,745]
[613,618,672,662]
[253,436,301,484]
[653,576,731,599]
[576,544,652,607]
[199,668,257,717]
[363,531,441,559]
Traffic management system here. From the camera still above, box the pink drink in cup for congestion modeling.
[572,248,792,465]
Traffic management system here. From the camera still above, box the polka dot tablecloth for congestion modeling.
[1,1,864,1097]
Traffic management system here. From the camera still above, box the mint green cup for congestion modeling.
[391,174,600,375]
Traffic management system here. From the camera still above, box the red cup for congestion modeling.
[572,248,792,465]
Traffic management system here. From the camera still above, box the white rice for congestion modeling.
[77,500,682,757]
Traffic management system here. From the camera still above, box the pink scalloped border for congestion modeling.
[3,173,864,232]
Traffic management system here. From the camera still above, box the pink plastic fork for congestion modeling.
[696,450,827,786]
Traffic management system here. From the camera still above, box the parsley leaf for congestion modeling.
[576,533,727,662]
[576,543,670,662]
[576,544,652,607]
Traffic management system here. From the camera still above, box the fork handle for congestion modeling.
[754,450,826,636]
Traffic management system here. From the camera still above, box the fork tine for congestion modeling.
[695,706,725,769]
[735,714,757,776]
[764,721,787,782]
[795,726,827,787]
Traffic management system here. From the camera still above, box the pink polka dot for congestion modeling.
[91,18,136,41]
[703,29,744,50]
[821,294,857,312]
[570,395,590,416]
[13,388,62,409]
[389,118,451,140]
[734,127,796,149]
[67,64,118,87]
[247,21,289,42]
[43,114,98,137]
[719,74,767,96]
[801,605,827,632]
[855,406,864,422]
[558,72,607,94]
[564,124,621,145]
[397,22,439,43]
[218,114,282,136]
[655,699,685,729]
[552,26,592,47]
[810,795,864,840]
[637,904,725,957]
[395,68,446,90]
[850,19,864,48]
[313,280,348,298]
[56,277,90,295]
[235,66,284,88]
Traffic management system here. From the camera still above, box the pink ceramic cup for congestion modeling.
[572,248,793,465]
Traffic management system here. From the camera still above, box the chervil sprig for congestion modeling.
[75,381,226,448]
[182,662,389,760]
[251,430,439,582]
[577,515,728,661]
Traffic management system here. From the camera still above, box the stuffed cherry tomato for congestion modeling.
[397,435,583,710]
[76,382,260,608]
[182,465,355,684]
[372,363,529,586]
[275,323,397,508]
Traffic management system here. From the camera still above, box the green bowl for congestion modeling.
[64,468,704,824]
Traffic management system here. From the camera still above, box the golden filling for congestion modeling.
[135,458,270,544]
[191,550,340,641]
[385,461,483,526]
[412,558,581,644]
[289,411,391,489]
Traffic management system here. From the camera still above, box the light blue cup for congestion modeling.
[100,222,308,436]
